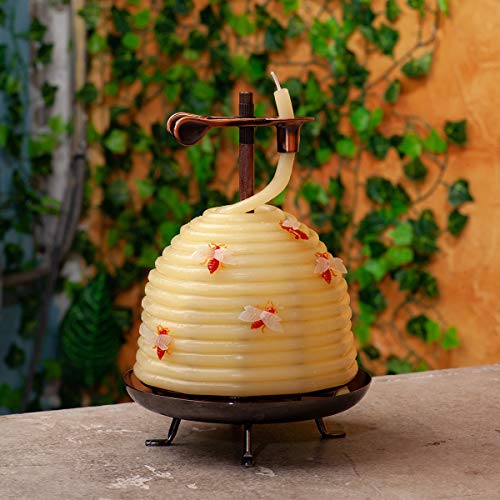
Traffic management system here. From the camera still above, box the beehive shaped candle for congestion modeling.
[134,76,358,397]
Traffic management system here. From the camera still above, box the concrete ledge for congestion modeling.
[1,365,499,499]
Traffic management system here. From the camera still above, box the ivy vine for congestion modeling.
[0,1,70,411]
[67,0,472,399]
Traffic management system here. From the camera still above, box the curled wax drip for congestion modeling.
[219,72,295,215]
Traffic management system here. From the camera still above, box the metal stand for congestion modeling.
[126,369,371,467]
[144,417,345,465]
[315,417,346,440]
[145,417,181,447]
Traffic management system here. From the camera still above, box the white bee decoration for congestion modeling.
[279,216,309,240]
[141,324,173,360]
[314,252,347,284]
[239,303,284,333]
[191,243,235,274]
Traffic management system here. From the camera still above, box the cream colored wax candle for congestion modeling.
[134,73,358,396]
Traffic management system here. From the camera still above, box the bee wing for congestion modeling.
[261,311,283,333]
[314,257,330,275]
[157,334,172,351]
[192,246,213,263]
[213,247,235,265]
[140,324,157,347]
[329,257,347,274]
[239,306,263,323]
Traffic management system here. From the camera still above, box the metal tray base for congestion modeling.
[124,369,371,466]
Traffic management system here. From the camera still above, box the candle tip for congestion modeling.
[270,71,281,91]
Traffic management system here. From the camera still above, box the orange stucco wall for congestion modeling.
[87,1,500,373]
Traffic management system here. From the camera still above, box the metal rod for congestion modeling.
[238,92,254,205]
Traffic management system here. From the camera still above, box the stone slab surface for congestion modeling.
[0,365,499,499]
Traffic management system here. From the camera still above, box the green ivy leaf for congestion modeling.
[336,137,357,159]
[76,82,98,104]
[422,129,447,154]
[315,148,331,164]
[359,303,377,325]
[386,0,401,22]
[122,32,140,50]
[356,210,392,243]
[441,326,459,350]
[353,322,371,347]
[264,19,286,51]
[88,33,106,54]
[368,133,391,159]
[102,81,117,96]
[48,115,66,135]
[36,43,54,65]
[4,343,25,369]
[387,356,413,374]
[425,319,441,343]
[448,179,473,207]
[41,82,58,107]
[407,0,425,17]
[375,24,399,56]
[229,14,256,36]
[402,52,432,78]
[138,244,159,268]
[280,0,299,13]
[388,222,413,245]
[350,106,371,132]
[384,79,400,103]
[328,176,345,202]
[159,221,181,246]
[437,0,449,16]
[448,208,469,236]
[394,268,421,292]
[363,345,381,360]
[406,314,427,340]
[363,241,388,259]
[133,8,151,29]
[444,120,467,145]
[364,258,390,281]
[0,124,8,147]
[366,176,393,204]
[398,133,422,159]
[386,246,414,266]
[29,17,47,42]
[135,179,155,199]
[421,272,439,297]
[104,130,127,154]
[330,82,347,106]
[78,2,101,30]
[287,14,304,37]
[403,157,428,180]
[370,108,384,129]
[300,181,329,205]
[359,283,387,312]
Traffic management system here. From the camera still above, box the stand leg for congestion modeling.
[241,424,254,467]
[146,418,181,447]
[315,418,346,440]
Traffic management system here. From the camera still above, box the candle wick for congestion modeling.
[270,71,281,91]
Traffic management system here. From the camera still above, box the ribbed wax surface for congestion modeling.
[134,204,358,396]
